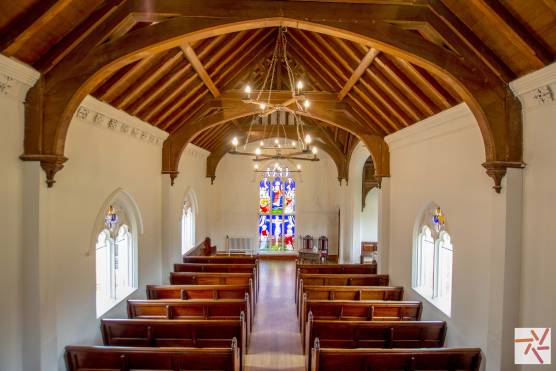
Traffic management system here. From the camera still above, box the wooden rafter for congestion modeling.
[181,42,220,97]
[338,48,380,101]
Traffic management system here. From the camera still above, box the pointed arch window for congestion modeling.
[181,200,195,255]
[95,203,138,317]
[412,206,453,316]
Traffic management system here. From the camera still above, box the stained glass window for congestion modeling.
[258,175,296,251]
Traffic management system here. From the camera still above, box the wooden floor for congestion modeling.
[246,259,305,371]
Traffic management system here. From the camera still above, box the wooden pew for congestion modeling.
[146,284,254,326]
[304,318,446,368]
[183,255,258,265]
[310,343,482,371]
[295,264,378,302]
[183,237,217,257]
[300,300,422,341]
[101,318,247,369]
[174,263,255,273]
[65,343,241,371]
[298,285,404,318]
[174,263,258,295]
[296,273,389,305]
[127,298,251,332]
[169,272,257,300]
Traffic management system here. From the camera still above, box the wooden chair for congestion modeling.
[300,300,423,342]
[127,298,251,331]
[310,343,482,371]
[146,284,254,325]
[304,318,446,369]
[297,285,404,318]
[65,343,240,371]
[101,318,247,369]
[296,274,389,304]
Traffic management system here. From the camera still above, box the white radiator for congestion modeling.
[226,236,254,255]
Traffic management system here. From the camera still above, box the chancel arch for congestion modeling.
[17,1,528,192]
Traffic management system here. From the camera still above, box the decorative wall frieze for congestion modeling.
[74,95,169,146]
[185,144,210,159]
[0,54,40,101]
[510,62,556,109]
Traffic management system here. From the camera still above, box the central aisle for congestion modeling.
[245,259,305,371]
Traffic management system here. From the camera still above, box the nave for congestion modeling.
[65,247,482,371]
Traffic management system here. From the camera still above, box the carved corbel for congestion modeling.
[162,170,179,186]
[19,154,68,188]
[482,161,525,193]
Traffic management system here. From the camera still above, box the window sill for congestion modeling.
[96,287,138,318]
[411,286,451,317]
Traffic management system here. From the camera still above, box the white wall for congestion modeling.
[511,65,556,371]
[385,104,494,363]
[0,78,26,371]
[161,144,211,280]
[209,142,341,255]
[360,188,379,242]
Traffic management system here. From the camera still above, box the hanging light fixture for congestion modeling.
[229,26,319,168]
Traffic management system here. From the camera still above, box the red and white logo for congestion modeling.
[515,328,551,365]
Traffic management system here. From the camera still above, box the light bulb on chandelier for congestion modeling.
[304,134,312,144]
[296,164,302,170]
[255,147,261,156]
[303,99,310,109]
[244,85,251,98]
[312,146,318,155]
[260,141,264,146]
[296,80,303,94]
[254,163,259,170]
[259,103,266,110]
[291,141,297,147]
[231,137,239,147]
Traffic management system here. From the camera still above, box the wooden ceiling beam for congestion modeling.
[1,0,74,55]
[287,48,336,92]
[373,55,435,116]
[346,97,388,136]
[338,48,380,101]
[391,57,452,110]
[144,73,200,122]
[364,67,422,122]
[100,54,159,103]
[212,29,274,85]
[467,0,552,67]
[425,2,516,82]
[180,43,220,97]
[349,87,399,133]
[357,77,411,127]
[34,1,126,73]
[114,50,184,110]
[129,62,191,116]
[156,83,207,129]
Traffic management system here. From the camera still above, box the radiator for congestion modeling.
[226,236,254,255]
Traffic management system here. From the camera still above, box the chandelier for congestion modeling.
[229,27,319,170]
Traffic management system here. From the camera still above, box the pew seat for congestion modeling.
[101,318,247,368]
[297,285,404,316]
[65,344,240,371]
[304,319,446,366]
[310,345,482,371]
[296,274,389,303]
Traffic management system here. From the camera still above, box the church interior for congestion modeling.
[1,1,555,370]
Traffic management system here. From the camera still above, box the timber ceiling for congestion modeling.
[1,0,555,184]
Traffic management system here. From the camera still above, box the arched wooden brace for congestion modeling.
[20,4,522,190]
[205,128,349,184]
[163,102,387,185]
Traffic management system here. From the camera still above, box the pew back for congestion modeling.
[127,299,251,332]
[298,285,404,318]
[65,345,240,371]
[174,263,255,273]
[303,318,446,366]
[296,274,389,304]
[170,272,253,286]
[183,256,258,265]
[311,346,482,371]
[101,318,247,369]
[147,284,250,300]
